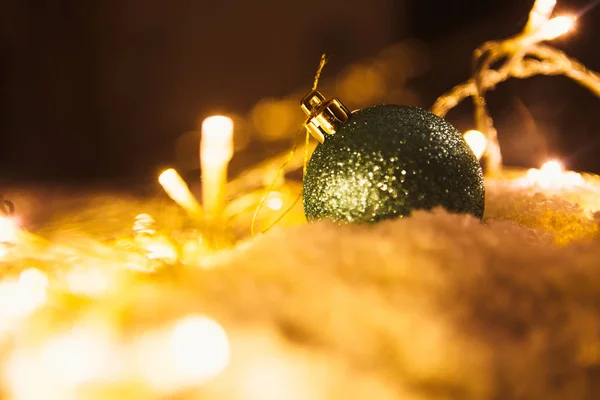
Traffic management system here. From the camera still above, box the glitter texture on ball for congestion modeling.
[303,105,485,223]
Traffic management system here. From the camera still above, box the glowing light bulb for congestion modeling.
[18,268,48,308]
[201,116,234,165]
[526,160,562,188]
[536,0,557,15]
[0,216,17,244]
[463,130,487,160]
[4,325,124,400]
[538,16,575,40]
[41,328,116,387]
[169,316,230,383]
[159,168,203,219]
[19,267,48,287]
[136,315,230,392]
[7,333,120,400]
[0,282,36,320]
[540,160,564,175]
[5,351,58,400]
[201,115,235,221]
[266,192,284,211]
[524,159,584,189]
[65,267,111,296]
[202,116,234,142]
[0,268,48,322]
[528,0,557,29]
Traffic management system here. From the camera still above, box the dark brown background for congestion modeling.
[1,0,599,186]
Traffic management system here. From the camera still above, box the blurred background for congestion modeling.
[0,0,599,187]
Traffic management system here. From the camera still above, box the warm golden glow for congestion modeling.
[65,267,112,297]
[537,0,557,13]
[6,325,118,398]
[266,192,284,211]
[432,0,598,176]
[0,216,18,244]
[19,268,49,293]
[534,0,557,17]
[169,316,230,382]
[159,168,203,219]
[463,130,487,160]
[525,159,584,189]
[201,115,234,222]
[202,115,234,140]
[0,269,48,321]
[40,328,115,387]
[135,315,230,392]
[251,99,298,140]
[337,64,385,105]
[540,160,563,175]
[538,16,575,40]
[201,115,234,165]
[528,0,557,29]
[144,236,178,263]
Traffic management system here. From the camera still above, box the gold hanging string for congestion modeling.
[250,54,327,236]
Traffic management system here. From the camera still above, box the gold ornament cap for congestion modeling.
[300,89,351,143]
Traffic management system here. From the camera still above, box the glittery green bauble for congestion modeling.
[302,105,485,223]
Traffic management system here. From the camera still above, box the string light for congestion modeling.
[201,116,234,163]
[536,15,575,41]
[463,130,487,160]
[527,0,557,31]
[432,0,599,176]
[18,268,48,295]
[159,168,204,219]
[266,192,284,211]
[201,115,234,223]
[540,160,563,175]
[523,160,585,189]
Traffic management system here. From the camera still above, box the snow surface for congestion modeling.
[3,176,600,399]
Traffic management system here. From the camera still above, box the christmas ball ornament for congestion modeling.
[300,90,485,223]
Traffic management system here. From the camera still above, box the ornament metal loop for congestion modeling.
[300,89,351,143]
